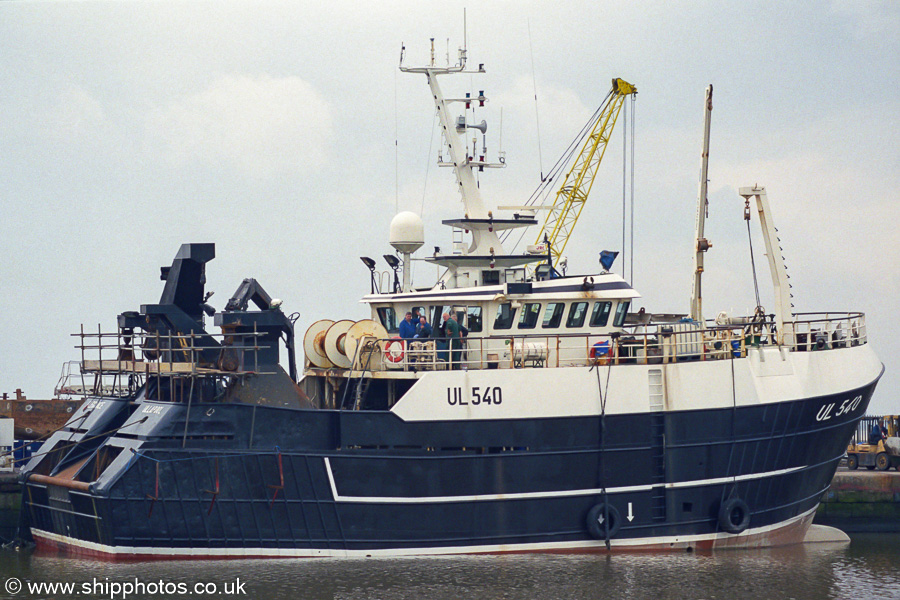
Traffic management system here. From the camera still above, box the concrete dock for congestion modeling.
[815,468,900,532]
[0,472,20,542]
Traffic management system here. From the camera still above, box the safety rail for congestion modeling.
[66,325,276,398]
[786,312,867,351]
[346,312,867,373]
[54,360,126,398]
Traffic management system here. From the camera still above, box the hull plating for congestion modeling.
[29,506,818,560]
[21,372,880,559]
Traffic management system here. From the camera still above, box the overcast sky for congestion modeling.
[1,1,897,413]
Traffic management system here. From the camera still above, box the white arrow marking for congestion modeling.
[627,502,634,522]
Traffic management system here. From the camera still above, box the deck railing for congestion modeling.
[67,312,868,386]
[65,326,275,398]
[349,312,867,373]
[787,312,867,352]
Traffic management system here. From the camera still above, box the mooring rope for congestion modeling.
[11,415,147,466]
[591,350,614,549]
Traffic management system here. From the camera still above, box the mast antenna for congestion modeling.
[464,8,467,54]
[499,107,504,161]
[394,67,399,213]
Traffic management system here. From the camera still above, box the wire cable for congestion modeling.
[630,95,636,286]
[501,93,614,253]
[746,206,762,309]
[420,109,438,217]
[527,19,544,182]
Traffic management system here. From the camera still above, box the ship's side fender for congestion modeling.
[586,503,621,540]
[718,497,751,534]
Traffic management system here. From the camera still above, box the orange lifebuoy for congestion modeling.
[384,337,405,363]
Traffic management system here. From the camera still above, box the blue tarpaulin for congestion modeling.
[599,250,619,271]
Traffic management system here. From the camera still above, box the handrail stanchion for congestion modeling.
[156,331,161,402]
[168,330,174,402]
[96,323,103,396]
[254,322,259,375]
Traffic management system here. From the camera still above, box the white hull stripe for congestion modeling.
[31,506,817,558]
[323,457,805,504]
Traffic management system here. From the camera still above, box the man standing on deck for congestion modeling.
[399,312,416,339]
[443,312,461,369]
[450,313,469,338]
[415,316,432,338]
[451,313,468,366]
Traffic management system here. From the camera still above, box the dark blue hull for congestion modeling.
[21,372,880,558]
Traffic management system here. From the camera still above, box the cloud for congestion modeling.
[493,76,594,154]
[41,86,106,139]
[148,74,332,178]
[713,137,899,291]
[830,0,900,39]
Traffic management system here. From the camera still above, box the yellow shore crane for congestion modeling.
[532,78,636,270]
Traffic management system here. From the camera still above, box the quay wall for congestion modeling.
[0,473,20,542]
[815,469,900,532]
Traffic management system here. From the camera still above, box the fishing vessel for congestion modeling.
[19,39,882,559]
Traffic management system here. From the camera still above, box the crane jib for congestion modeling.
[534,79,636,270]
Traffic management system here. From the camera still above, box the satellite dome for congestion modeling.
[389,211,424,254]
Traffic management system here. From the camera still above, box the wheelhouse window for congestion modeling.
[590,301,612,327]
[613,301,630,327]
[566,302,589,328]
[542,303,565,329]
[377,307,398,333]
[518,303,541,329]
[505,268,526,283]
[482,270,500,286]
[467,306,483,332]
[493,303,517,330]
[453,307,467,329]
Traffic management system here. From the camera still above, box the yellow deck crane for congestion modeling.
[532,78,636,271]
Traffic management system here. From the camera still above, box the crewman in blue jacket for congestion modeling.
[399,312,416,339]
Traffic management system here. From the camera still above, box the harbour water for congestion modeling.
[0,534,896,600]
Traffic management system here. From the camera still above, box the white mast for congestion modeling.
[398,36,538,290]
[690,85,713,323]
[400,41,506,257]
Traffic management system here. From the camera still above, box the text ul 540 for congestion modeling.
[816,395,862,422]
[447,386,503,406]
